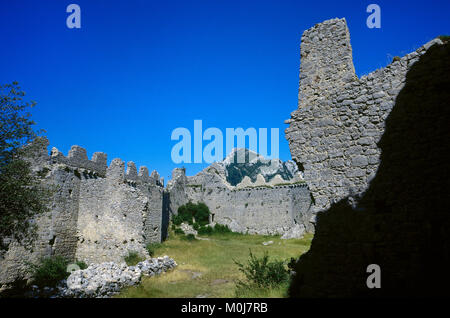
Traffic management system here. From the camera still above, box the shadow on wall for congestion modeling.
[289,42,450,298]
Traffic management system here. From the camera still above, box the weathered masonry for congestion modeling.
[285,17,444,216]
[166,165,313,235]
[0,139,164,286]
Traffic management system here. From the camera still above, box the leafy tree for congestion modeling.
[0,82,50,252]
[176,201,211,226]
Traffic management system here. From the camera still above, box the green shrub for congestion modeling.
[197,225,213,235]
[76,260,88,270]
[124,251,144,266]
[213,223,232,234]
[30,256,69,288]
[182,234,197,241]
[172,214,183,226]
[193,222,200,231]
[146,243,162,257]
[194,202,210,226]
[174,228,185,235]
[177,202,211,226]
[197,224,232,236]
[234,250,289,290]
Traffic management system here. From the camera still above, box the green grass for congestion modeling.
[116,231,313,298]
[124,251,145,266]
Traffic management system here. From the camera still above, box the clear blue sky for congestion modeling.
[1,0,448,180]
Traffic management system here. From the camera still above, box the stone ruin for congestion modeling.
[165,163,313,236]
[2,17,445,297]
[286,18,449,297]
[0,139,164,287]
[0,140,313,288]
[285,17,444,219]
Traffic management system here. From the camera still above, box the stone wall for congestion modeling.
[287,18,450,297]
[285,18,443,216]
[166,165,313,235]
[0,142,164,286]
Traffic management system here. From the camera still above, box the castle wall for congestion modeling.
[0,143,164,287]
[284,18,450,297]
[285,18,443,215]
[166,168,313,235]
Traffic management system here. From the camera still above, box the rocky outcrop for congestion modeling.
[216,148,301,186]
[62,257,176,298]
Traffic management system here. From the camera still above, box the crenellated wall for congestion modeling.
[0,141,164,286]
[166,166,313,235]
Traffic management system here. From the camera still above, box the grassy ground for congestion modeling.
[116,231,313,298]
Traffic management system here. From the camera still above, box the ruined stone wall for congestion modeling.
[166,167,313,235]
[287,18,450,297]
[0,143,163,286]
[285,18,443,216]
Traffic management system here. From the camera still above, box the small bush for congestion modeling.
[181,234,197,241]
[213,223,232,234]
[392,56,401,62]
[30,256,69,288]
[234,250,289,290]
[124,251,144,266]
[172,214,183,226]
[76,260,88,270]
[198,225,213,235]
[176,202,211,226]
[193,222,200,231]
[174,228,185,235]
[146,243,162,257]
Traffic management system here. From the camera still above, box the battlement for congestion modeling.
[231,182,308,192]
[51,145,108,176]
[49,144,162,187]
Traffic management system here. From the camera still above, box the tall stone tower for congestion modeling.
[297,18,355,108]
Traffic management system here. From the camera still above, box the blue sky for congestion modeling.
[1,0,448,180]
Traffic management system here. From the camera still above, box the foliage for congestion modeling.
[29,256,69,288]
[176,202,210,226]
[192,222,200,231]
[213,223,232,234]
[0,82,50,251]
[146,242,162,257]
[181,234,196,241]
[197,225,213,235]
[174,228,185,235]
[234,250,289,292]
[124,251,144,266]
[197,223,232,236]
[76,260,88,270]
[172,214,183,226]
[117,233,313,298]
